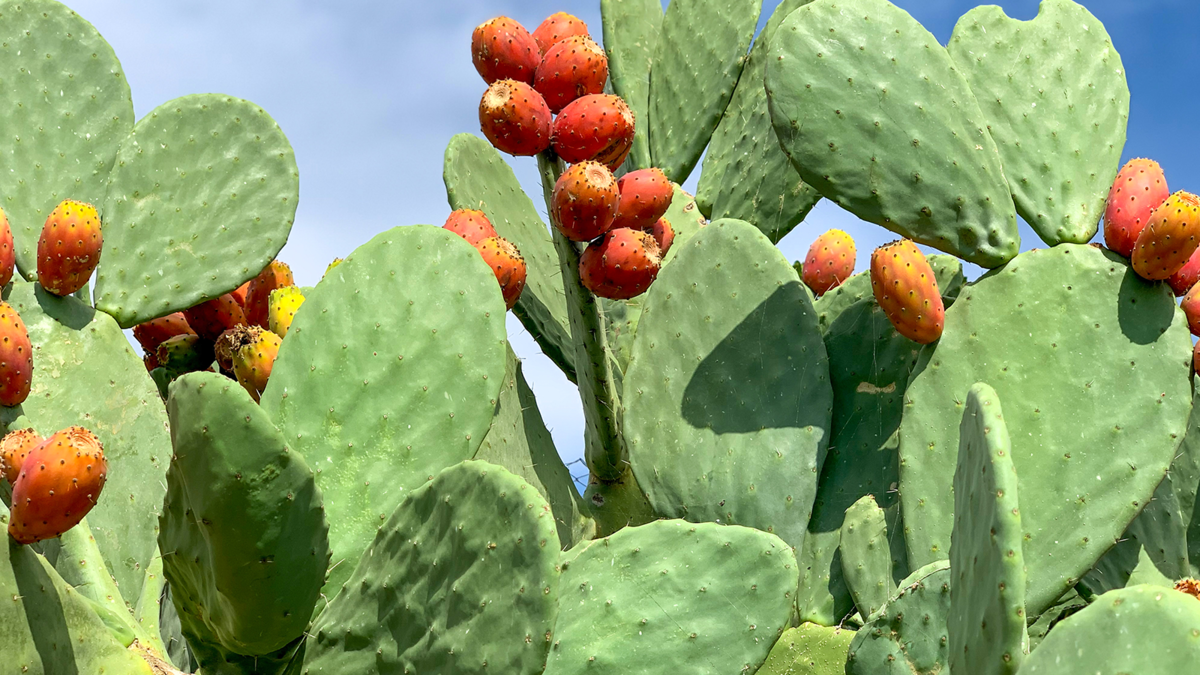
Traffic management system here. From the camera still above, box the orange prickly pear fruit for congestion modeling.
[0,301,33,407]
[647,217,675,255]
[1132,191,1200,280]
[803,229,857,296]
[1169,248,1200,296]
[479,79,553,157]
[579,228,662,300]
[37,199,103,296]
[532,12,590,55]
[184,293,247,341]
[8,426,107,544]
[444,209,499,246]
[870,240,944,344]
[1104,158,1169,258]
[611,168,673,231]
[245,260,294,329]
[132,312,196,354]
[1182,283,1200,336]
[551,161,619,242]
[268,287,306,337]
[230,280,251,308]
[215,325,261,374]
[233,330,282,403]
[475,237,527,310]
[0,206,14,287]
[472,16,542,85]
[1,428,42,484]
[551,94,635,170]
[534,35,607,114]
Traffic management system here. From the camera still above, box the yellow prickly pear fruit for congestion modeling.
[268,286,306,337]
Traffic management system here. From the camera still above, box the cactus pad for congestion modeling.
[845,560,951,675]
[840,495,894,620]
[755,623,856,675]
[599,0,661,171]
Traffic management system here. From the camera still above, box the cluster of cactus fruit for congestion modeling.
[6,0,1200,674]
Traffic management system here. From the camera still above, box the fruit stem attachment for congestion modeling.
[537,149,627,481]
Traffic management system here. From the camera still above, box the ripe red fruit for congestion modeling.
[0,428,41,484]
[230,281,251,308]
[647,217,675,255]
[1169,249,1200,296]
[37,199,102,296]
[803,229,857,296]
[444,209,499,246]
[579,228,662,300]
[870,240,944,344]
[144,352,159,372]
[552,161,620,242]
[0,207,15,287]
[9,426,107,544]
[551,94,635,170]
[1132,191,1200,280]
[534,36,608,114]
[1105,158,1169,258]
[0,301,33,407]
[183,293,247,341]
[475,237,527,310]
[245,260,294,329]
[612,168,673,231]
[132,312,196,354]
[532,12,590,55]
[1195,340,1200,376]
[1183,284,1200,336]
[479,79,553,157]
[471,16,541,85]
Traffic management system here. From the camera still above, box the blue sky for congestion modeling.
[68,0,1199,479]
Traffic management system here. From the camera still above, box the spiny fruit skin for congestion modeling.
[0,428,42,484]
[803,229,857,296]
[156,334,216,375]
[1195,340,1200,376]
[1178,578,1200,600]
[1169,248,1200,296]
[215,324,262,374]
[579,228,662,300]
[551,94,635,170]
[532,12,589,55]
[1105,158,1169,257]
[9,426,107,545]
[1182,283,1200,336]
[648,217,674,255]
[534,35,608,114]
[230,280,251,308]
[444,209,499,246]
[245,260,295,328]
[870,240,945,344]
[1132,191,1200,280]
[551,161,619,242]
[471,16,541,85]
[612,168,673,231]
[475,237,527,310]
[132,312,196,354]
[479,79,553,156]
[0,301,33,407]
[0,206,14,287]
[233,330,282,403]
[183,293,247,341]
[143,352,159,372]
[268,286,306,337]
[36,199,103,297]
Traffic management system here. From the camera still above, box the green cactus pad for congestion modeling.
[658,184,706,264]
[898,245,1192,617]
[600,0,661,171]
[0,0,135,279]
[133,548,169,661]
[1,281,170,604]
[1021,585,1200,674]
[95,94,298,327]
[1084,473,1190,595]
[1026,588,1087,652]
[755,623,856,675]
[160,372,329,658]
[259,225,507,600]
[624,219,832,551]
[845,560,951,675]
[543,520,798,675]
[948,383,1027,675]
[840,495,894,620]
[1174,390,1200,575]
[302,460,561,675]
[948,0,1129,246]
[444,133,575,381]
[695,0,821,243]
[765,0,1020,268]
[647,0,760,184]
[475,345,594,548]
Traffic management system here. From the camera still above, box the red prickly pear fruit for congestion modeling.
[551,161,620,242]
[551,94,635,170]
[132,312,196,353]
[803,229,857,296]
[0,428,41,484]
[0,301,33,407]
[475,237,527,310]
[36,199,103,297]
[579,228,663,300]
[1132,191,1200,280]
[215,325,261,374]
[233,330,282,403]
[479,79,553,157]
[532,12,590,55]
[230,281,251,308]
[534,35,608,114]
[1104,158,1169,258]
[612,168,673,231]
[870,240,944,344]
[471,16,541,85]
[647,217,675,255]
[1194,340,1200,376]
[1182,284,1200,336]
[143,352,159,373]
[0,207,14,287]
[1169,249,1200,296]
[245,260,295,329]
[9,427,107,544]
[444,209,499,246]
[183,293,247,341]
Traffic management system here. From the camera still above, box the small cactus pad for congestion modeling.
[302,461,561,675]
[755,623,856,675]
[840,495,894,620]
[846,560,952,675]
[765,0,1019,268]
[599,0,662,170]
[542,520,799,675]
[95,94,299,327]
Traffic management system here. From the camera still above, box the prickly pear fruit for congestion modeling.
[551,160,619,241]
[471,16,541,85]
[1176,578,1200,600]
[534,35,608,114]
[479,79,553,156]
[230,281,251,308]
[183,293,246,341]
[132,312,196,353]
[268,286,306,337]
[475,237,527,310]
[0,428,41,484]
[1194,340,1200,376]
[1105,158,1169,257]
[215,324,260,373]
[870,240,944,344]
[9,427,107,544]
[533,12,590,55]
[36,199,103,296]
[0,207,14,287]
[324,258,343,278]
[612,168,673,231]
[233,330,282,402]
[579,228,662,300]
[647,217,674,255]
[1132,191,1200,280]
[143,352,159,372]
[551,94,635,170]
[0,301,33,407]
[444,209,499,246]
[1182,284,1200,337]
[245,260,294,328]
[1169,249,1200,296]
[803,229,857,296]
[156,334,216,374]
